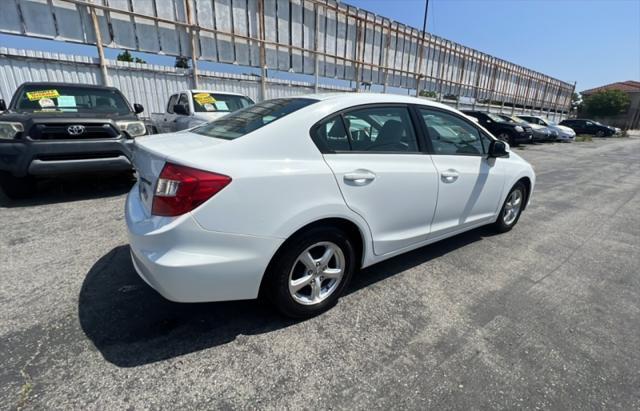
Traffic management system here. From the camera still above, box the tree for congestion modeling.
[175,57,190,69]
[582,89,630,117]
[116,50,146,64]
[419,90,437,98]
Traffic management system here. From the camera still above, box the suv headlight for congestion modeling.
[116,121,146,138]
[514,125,524,133]
[0,122,24,140]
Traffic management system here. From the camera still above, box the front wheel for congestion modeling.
[265,227,356,318]
[596,130,605,137]
[492,182,526,233]
[496,131,514,146]
[0,172,36,199]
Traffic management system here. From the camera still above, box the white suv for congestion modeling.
[126,93,535,317]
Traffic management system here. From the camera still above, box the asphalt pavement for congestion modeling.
[1,137,639,410]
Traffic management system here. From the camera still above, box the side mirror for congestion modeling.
[173,104,189,115]
[0,99,6,111]
[133,103,144,114]
[488,140,509,157]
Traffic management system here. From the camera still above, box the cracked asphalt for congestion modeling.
[1,137,639,410]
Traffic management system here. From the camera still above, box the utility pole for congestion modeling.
[89,6,110,86]
[415,0,429,97]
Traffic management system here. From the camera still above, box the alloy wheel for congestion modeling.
[288,242,345,305]
[503,189,523,225]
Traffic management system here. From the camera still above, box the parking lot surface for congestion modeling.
[1,137,639,410]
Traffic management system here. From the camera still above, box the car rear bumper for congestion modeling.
[0,138,134,177]
[125,183,283,303]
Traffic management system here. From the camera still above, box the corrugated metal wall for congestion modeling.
[0,47,350,114]
[0,0,574,112]
[0,47,568,122]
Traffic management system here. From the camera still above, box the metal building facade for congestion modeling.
[0,0,574,112]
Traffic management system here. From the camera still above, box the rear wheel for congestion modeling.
[492,182,526,233]
[0,172,36,199]
[265,226,356,318]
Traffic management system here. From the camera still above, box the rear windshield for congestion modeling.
[191,98,317,140]
[192,93,254,113]
[13,85,131,114]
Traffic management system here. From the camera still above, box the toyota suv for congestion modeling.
[0,82,147,198]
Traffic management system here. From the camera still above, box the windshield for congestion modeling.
[486,113,506,122]
[14,85,131,114]
[192,98,317,140]
[192,93,254,113]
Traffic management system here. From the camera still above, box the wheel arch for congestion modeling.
[514,176,532,210]
[258,217,368,298]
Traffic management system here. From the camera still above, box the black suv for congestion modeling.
[0,82,147,198]
[559,119,615,137]
[461,110,533,145]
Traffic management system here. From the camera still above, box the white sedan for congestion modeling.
[126,93,535,317]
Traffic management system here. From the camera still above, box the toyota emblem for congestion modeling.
[67,125,86,135]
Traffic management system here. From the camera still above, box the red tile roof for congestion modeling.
[581,81,640,95]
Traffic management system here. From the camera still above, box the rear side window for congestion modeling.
[192,98,316,140]
[420,108,486,156]
[314,116,351,151]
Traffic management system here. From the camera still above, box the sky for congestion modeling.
[1,0,639,93]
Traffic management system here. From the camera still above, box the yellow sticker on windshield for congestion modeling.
[193,93,216,105]
[26,89,60,101]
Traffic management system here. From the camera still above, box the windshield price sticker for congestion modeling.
[38,98,55,108]
[203,103,215,111]
[194,93,216,105]
[26,89,60,101]
[214,101,229,111]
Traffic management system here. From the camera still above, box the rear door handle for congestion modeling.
[344,170,376,186]
[440,169,459,183]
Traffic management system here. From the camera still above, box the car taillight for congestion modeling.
[152,162,231,217]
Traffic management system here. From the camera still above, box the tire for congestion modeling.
[492,182,526,233]
[265,226,356,318]
[0,172,36,199]
[496,131,514,146]
[596,130,605,137]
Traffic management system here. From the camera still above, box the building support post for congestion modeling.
[90,7,110,87]
[314,3,320,93]
[257,0,267,101]
[185,0,199,89]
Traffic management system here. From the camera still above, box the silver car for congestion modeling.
[517,115,576,142]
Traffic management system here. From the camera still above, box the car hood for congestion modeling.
[552,125,575,135]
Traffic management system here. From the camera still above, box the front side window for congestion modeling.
[343,106,419,152]
[14,85,131,114]
[192,98,316,140]
[192,93,254,113]
[420,109,485,156]
[167,94,178,113]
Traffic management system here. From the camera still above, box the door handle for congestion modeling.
[440,169,459,183]
[344,170,376,186]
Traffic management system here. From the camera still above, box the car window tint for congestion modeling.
[343,106,419,152]
[315,116,351,151]
[193,98,317,140]
[419,109,484,156]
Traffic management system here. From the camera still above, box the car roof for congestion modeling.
[300,92,459,111]
[187,90,249,97]
[18,82,119,91]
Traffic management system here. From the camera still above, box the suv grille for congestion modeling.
[29,123,120,140]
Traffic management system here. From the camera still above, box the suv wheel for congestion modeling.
[265,226,356,318]
[0,172,36,199]
[496,131,513,145]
